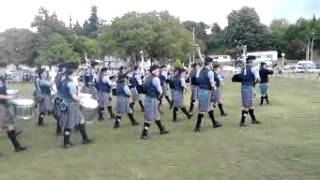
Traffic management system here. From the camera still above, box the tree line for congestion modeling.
[0,6,319,66]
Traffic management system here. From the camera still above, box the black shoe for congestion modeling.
[82,139,93,145]
[252,120,262,124]
[56,132,63,136]
[37,122,45,127]
[98,116,104,121]
[132,122,140,126]
[140,129,150,140]
[172,119,180,123]
[113,121,120,129]
[63,143,74,149]
[221,113,228,116]
[15,146,27,152]
[140,134,150,140]
[160,130,170,135]
[239,123,247,127]
[194,127,201,132]
[213,121,222,128]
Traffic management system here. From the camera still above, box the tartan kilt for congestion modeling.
[173,90,184,108]
[191,85,198,101]
[82,86,97,99]
[144,96,160,121]
[241,85,253,108]
[259,83,268,96]
[198,89,212,112]
[39,94,53,113]
[116,96,131,114]
[97,91,111,108]
[0,104,14,130]
[211,88,221,104]
[60,102,84,129]
[131,87,139,102]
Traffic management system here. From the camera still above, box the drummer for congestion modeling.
[194,57,222,132]
[96,67,116,121]
[33,68,41,108]
[0,62,27,152]
[113,74,139,128]
[53,63,66,135]
[37,69,53,126]
[212,64,228,116]
[129,66,144,112]
[171,67,192,122]
[140,64,169,140]
[159,65,172,109]
[60,63,92,148]
[83,61,99,99]
[189,63,199,114]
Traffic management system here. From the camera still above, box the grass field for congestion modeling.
[0,77,319,180]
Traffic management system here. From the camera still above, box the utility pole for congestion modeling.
[192,28,195,63]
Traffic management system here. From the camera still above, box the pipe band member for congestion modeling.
[114,74,139,128]
[96,67,115,121]
[212,64,228,116]
[239,56,261,127]
[172,67,192,122]
[60,63,92,148]
[0,62,26,152]
[159,65,172,107]
[140,64,169,140]
[259,62,273,105]
[83,62,99,99]
[38,69,53,126]
[33,69,41,108]
[194,57,222,132]
[129,66,144,112]
[189,63,199,114]
[53,63,66,135]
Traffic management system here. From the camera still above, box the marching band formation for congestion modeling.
[0,55,274,153]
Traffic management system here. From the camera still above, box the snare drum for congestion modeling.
[7,89,19,99]
[12,99,34,120]
[80,97,98,121]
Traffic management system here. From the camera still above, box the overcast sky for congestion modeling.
[0,0,319,32]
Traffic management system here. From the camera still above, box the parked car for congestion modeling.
[6,69,32,82]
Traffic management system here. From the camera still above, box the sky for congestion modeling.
[0,0,319,32]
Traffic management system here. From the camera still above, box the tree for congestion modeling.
[211,23,222,34]
[73,36,101,60]
[83,6,100,38]
[34,33,79,65]
[98,11,192,64]
[73,21,84,36]
[207,23,225,54]
[0,28,34,65]
[224,6,270,51]
[269,18,289,32]
[31,7,71,38]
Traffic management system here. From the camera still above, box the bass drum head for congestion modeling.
[80,98,98,121]
[13,99,34,106]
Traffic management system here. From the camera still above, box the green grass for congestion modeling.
[0,77,320,180]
